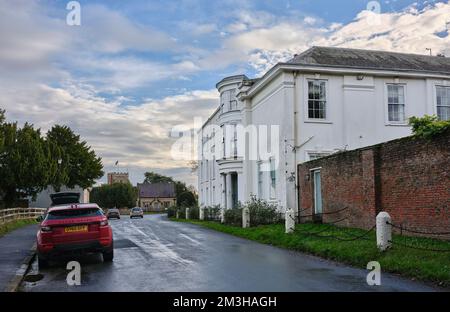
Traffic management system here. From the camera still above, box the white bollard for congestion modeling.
[199,207,205,221]
[220,208,225,223]
[176,210,179,219]
[185,208,190,220]
[285,208,295,234]
[376,212,392,251]
[242,207,250,228]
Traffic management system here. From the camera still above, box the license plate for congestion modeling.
[64,225,88,233]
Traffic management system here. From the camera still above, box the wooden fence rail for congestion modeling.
[0,208,46,225]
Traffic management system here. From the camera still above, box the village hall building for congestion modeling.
[197,46,450,214]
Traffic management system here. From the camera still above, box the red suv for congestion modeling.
[36,203,114,267]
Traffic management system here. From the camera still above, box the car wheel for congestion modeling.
[103,248,114,262]
[141,216,144,218]
[38,254,49,269]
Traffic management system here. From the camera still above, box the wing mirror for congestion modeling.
[36,215,44,222]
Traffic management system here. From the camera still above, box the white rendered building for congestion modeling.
[198,47,450,214]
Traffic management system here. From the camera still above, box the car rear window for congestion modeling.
[47,208,103,220]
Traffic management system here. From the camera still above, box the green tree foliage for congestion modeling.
[90,183,137,209]
[143,171,198,207]
[409,115,450,139]
[0,122,53,205]
[0,110,104,206]
[143,171,174,184]
[46,125,103,190]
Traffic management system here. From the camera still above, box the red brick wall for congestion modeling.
[297,129,450,239]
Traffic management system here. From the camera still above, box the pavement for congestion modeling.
[0,223,38,291]
[17,214,439,292]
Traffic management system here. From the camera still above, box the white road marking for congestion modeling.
[179,233,201,246]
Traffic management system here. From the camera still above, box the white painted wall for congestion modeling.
[199,70,450,212]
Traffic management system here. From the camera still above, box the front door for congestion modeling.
[232,173,238,208]
[313,170,322,215]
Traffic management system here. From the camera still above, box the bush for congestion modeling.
[167,205,177,218]
[224,207,243,226]
[247,197,280,226]
[187,206,199,220]
[203,205,221,221]
[409,115,450,139]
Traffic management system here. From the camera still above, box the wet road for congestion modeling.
[21,214,437,292]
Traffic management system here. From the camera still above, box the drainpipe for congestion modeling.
[292,71,299,217]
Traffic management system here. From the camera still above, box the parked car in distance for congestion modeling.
[36,203,114,267]
[106,208,121,219]
[130,207,144,219]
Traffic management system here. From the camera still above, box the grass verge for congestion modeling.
[0,219,37,238]
[172,218,450,288]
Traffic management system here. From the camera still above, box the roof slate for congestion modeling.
[287,46,450,75]
[137,183,176,198]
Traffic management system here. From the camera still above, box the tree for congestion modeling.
[143,172,174,184]
[90,183,137,209]
[46,125,103,190]
[0,122,54,206]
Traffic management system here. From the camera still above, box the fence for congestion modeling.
[0,208,46,225]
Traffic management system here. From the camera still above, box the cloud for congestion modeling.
[187,2,450,74]
[0,83,217,186]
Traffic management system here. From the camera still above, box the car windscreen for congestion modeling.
[46,208,103,220]
[132,208,141,212]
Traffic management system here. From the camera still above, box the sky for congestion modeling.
[0,0,449,188]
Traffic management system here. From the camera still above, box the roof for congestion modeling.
[286,46,450,75]
[137,183,176,198]
[48,203,100,211]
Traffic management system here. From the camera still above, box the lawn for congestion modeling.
[0,219,37,238]
[171,218,450,288]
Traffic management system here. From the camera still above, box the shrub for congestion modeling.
[224,207,242,226]
[167,205,177,218]
[409,115,450,139]
[188,206,199,220]
[202,205,221,221]
[246,197,280,226]
[177,207,186,219]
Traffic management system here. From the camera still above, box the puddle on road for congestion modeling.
[23,273,44,282]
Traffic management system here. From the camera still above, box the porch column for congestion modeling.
[221,174,227,209]
[226,173,233,209]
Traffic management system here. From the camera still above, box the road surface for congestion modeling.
[20,214,437,292]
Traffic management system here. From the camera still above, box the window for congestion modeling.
[308,80,327,119]
[436,86,450,121]
[257,162,263,198]
[387,84,406,122]
[269,158,276,199]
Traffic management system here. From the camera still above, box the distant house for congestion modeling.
[137,183,176,211]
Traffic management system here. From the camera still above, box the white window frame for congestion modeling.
[269,157,276,200]
[435,85,450,121]
[385,83,407,125]
[257,161,264,199]
[305,79,329,122]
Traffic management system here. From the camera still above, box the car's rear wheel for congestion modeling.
[38,254,49,269]
[103,247,114,262]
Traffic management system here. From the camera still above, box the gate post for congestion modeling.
[285,208,295,234]
[199,207,205,221]
[376,212,392,251]
[242,207,250,228]
[185,208,190,220]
